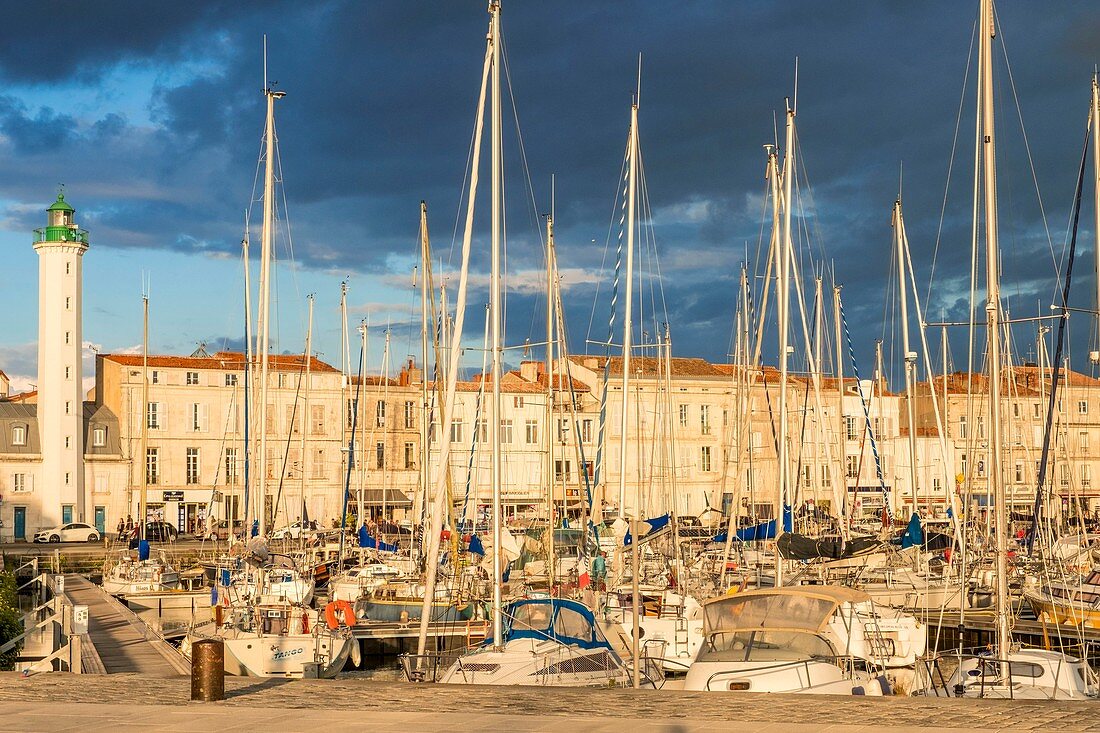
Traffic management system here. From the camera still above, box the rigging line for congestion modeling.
[1027,119,1091,552]
[271,117,305,327]
[791,126,827,274]
[927,15,978,310]
[636,148,663,349]
[838,295,889,511]
[585,146,631,349]
[461,305,492,524]
[500,34,546,252]
[637,143,671,336]
[993,5,1060,291]
[593,139,632,500]
[449,44,493,267]
[246,126,266,230]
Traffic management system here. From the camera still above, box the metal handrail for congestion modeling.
[703,655,862,691]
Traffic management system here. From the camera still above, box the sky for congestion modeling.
[0,1,1097,394]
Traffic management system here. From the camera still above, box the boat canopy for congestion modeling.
[358,526,398,552]
[702,586,870,636]
[623,514,670,546]
[489,598,615,652]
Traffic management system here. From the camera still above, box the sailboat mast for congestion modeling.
[979,0,1011,665]
[300,294,313,539]
[619,98,639,519]
[833,285,845,527]
[894,201,920,516]
[545,211,556,590]
[812,277,824,512]
[489,0,504,649]
[776,98,795,586]
[358,322,368,526]
[256,84,283,538]
[139,294,149,542]
[619,89,642,689]
[1093,73,1100,351]
[242,232,253,532]
[339,282,348,525]
[381,327,391,521]
[418,202,432,564]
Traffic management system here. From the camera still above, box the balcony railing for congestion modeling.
[34,226,89,244]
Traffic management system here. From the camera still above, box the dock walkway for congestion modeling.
[62,574,188,676]
[2,673,1098,732]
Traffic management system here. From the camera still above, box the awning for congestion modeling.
[353,488,412,506]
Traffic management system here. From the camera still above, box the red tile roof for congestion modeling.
[101,351,340,374]
[571,356,732,377]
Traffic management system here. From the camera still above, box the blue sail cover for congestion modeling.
[623,513,671,546]
[468,533,485,557]
[897,513,924,549]
[485,598,616,652]
[711,506,792,544]
[138,540,150,561]
[357,526,398,552]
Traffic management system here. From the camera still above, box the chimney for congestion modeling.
[0,371,8,399]
[519,360,541,383]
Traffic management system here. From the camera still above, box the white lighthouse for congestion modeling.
[34,191,88,526]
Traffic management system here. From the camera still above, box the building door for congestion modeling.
[14,507,26,541]
[62,505,73,524]
[94,506,106,535]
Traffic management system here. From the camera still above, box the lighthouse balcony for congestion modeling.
[34,225,89,244]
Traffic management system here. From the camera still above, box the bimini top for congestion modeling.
[702,585,870,636]
[489,598,615,652]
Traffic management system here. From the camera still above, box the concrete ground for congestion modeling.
[3,673,1100,732]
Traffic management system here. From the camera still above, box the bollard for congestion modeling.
[190,639,225,702]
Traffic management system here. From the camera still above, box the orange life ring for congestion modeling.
[324,599,357,630]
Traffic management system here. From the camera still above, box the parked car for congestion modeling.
[271,520,317,540]
[128,521,178,542]
[34,522,101,543]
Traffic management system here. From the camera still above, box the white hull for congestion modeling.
[439,638,630,687]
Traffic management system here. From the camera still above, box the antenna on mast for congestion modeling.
[551,173,556,222]
[263,35,268,91]
[635,52,643,108]
[792,56,799,114]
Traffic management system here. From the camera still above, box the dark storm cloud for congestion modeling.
[0,96,78,153]
[1,1,1098,370]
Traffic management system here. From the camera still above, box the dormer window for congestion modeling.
[93,426,106,447]
[12,425,26,446]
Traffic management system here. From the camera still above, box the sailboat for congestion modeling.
[403,2,633,687]
[186,72,352,679]
[103,293,180,597]
[682,586,913,695]
[933,0,1096,699]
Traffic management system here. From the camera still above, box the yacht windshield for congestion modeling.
[699,630,835,663]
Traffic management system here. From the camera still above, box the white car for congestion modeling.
[271,521,315,540]
[34,522,102,543]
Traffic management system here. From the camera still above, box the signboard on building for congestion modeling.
[161,490,184,502]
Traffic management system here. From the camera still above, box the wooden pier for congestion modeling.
[925,609,1100,662]
[61,574,189,676]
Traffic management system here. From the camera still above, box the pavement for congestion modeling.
[3,673,1100,732]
